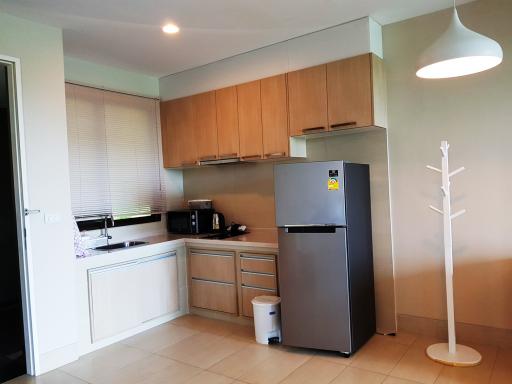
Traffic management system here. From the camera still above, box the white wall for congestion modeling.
[0,13,78,372]
[159,17,382,100]
[64,56,160,98]
[384,0,512,330]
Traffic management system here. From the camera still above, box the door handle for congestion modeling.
[330,122,357,130]
[24,209,41,216]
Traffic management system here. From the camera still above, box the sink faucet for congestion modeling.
[103,215,113,246]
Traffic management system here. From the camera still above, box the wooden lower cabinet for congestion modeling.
[190,279,238,314]
[241,272,276,290]
[190,250,235,283]
[241,286,277,318]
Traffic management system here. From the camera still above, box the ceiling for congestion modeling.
[0,0,473,78]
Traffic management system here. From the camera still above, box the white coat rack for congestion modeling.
[426,141,481,366]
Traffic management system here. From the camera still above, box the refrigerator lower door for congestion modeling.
[277,227,351,352]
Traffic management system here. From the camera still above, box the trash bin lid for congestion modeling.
[251,295,281,306]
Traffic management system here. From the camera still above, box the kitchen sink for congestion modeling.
[94,241,149,251]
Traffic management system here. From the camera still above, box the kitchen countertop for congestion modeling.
[79,228,278,259]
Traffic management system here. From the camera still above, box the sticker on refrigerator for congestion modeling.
[328,177,339,191]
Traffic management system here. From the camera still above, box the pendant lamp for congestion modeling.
[416,1,503,79]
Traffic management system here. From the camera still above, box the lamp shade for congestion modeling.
[416,8,503,79]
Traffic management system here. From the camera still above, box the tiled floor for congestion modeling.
[7,314,512,384]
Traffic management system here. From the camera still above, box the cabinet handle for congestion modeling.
[241,270,275,277]
[241,284,276,292]
[192,277,234,286]
[198,155,217,161]
[264,152,286,158]
[181,161,198,166]
[241,154,262,160]
[302,126,325,134]
[218,153,238,159]
[330,122,357,130]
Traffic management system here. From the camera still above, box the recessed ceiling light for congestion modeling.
[162,23,180,34]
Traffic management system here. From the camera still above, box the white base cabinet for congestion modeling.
[88,252,178,342]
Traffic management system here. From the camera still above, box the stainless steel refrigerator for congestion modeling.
[274,161,375,355]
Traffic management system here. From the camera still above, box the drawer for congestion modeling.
[190,250,235,283]
[241,271,277,290]
[241,286,277,317]
[240,256,276,275]
[190,278,237,314]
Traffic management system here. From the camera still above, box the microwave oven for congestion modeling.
[166,209,214,234]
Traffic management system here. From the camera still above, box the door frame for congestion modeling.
[1,54,39,375]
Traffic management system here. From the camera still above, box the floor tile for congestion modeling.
[137,359,202,384]
[238,349,312,384]
[279,357,346,384]
[60,343,150,382]
[490,348,512,384]
[330,366,386,384]
[314,349,354,366]
[434,344,498,384]
[90,354,174,384]
[392,332,418,346]
[351,335,409,375]
[123,323,198,352]
[158,332,247,369]
[169,315,236,336]
[384,377,422,384]
[208,343,280,378]
[182,371,234,384]
[5,370,88,384]
[390,338,443,384]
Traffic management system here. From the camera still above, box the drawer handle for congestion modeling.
[264,152,286,159]
[191,252,234,258]
[240,254,275,260]
[181,161,198,167]
[192,277,234,286]
[302,126,325,134]
[241,270,275,277]
[198,155,218,161]
[242,284,276,292]
[330,122,357,130]
[218,153,238,159]
[241,154,262,160]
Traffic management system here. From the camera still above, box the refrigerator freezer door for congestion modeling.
[277,227,351,352]
[274,161,346,227]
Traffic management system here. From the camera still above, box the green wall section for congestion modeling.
[64,56,159,98]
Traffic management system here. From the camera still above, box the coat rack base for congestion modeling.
[426,343,482,367]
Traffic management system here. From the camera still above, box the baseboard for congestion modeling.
[189,307,254,326]
[397,313,512,349]
[37,342,79,375]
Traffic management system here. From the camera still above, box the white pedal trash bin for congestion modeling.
[251,296,281,344]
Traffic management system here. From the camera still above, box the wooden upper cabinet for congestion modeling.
[215,86,240,159]
[287,64,328,137]
[237,80,263,160]
[193,91,219,162]
[163,96,196,168]
[261,74,289,159]
[327,53,387,130]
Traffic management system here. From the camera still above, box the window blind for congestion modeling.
[66,83,165,220]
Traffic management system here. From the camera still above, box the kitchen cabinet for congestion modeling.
[193,91,219,162]
[237,80,263,160]
[261,74,289,159]
[326,53,387,130]
[188,248,238,314]
[161,97,196,167]
[216,86,240,159]
[88,252,178,341]
[239,252,278,318]
[287,64,329,137]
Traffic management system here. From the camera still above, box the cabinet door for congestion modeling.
[193,91,219,162]
[190,250,236,283]
[237,80,263,160]
[160,101,180,168]
[327,54,373,130]
[261,74,289,159]
[287,64,328,137]
[164,97,197,167]
[89,261,141,341]
[139,254,179,323]
[190,279,238,314]
[215,86,240,159]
